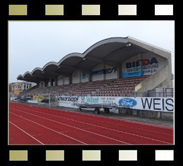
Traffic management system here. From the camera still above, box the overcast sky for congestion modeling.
[9,21,174,83]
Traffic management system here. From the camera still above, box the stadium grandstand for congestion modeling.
[9,36,174,145]
[16,36,173,98]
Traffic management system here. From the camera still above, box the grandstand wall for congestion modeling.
[72,70,80,84]
[105,64,118,80]
[135,65,171,94]
[64,76,70,85]
[57,75,64,85]
[91,64,118,81]
[56,51,167,86]
[92,64,105,81]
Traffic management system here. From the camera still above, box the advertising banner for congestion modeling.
[121,53,166,78]
[122,57,159,78]
[56,96,174,112]
[92,67,117,75]
[33,95,44,101]
[82,72,89,79]
[78,96,174,112]
[57,96,79,108]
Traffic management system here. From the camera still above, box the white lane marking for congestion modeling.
[13,107,171,144]
[11,105,173,137]
[10,112,87,145]
[10,109,129,144]
[9,121,44,145]
[17,103,173,130]
[44,105,172,129]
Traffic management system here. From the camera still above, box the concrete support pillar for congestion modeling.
[69,76,72,84]
[55,78,58,86]
[118,64,122,79]
[104,63,106,80]
[89,72,92,82]
[79,71,81,83]
[45,81,48,87]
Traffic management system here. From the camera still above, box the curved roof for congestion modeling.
[17,36,170,82]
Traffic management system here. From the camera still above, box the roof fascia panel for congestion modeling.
[42,61,58,71]
[128,36,171,59]
[31,67,43,75]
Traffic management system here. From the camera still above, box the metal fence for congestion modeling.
[148,88,174,97]
[132,88,174,97]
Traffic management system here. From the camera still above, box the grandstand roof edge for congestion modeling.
[58,53,83,66]
[128,36,171,55]
[42,61,58,71]
[17,74,23,80]
[31,67,43,74]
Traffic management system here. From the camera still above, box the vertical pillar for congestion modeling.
[49,79,51,86]
[79,71,81,83]
[104,63,106,80]
[118,64,122,79]
[55,78,58,86]
[69,76,72,84]
[51,79,53,86]
[49,93,50,107]
[140,53,143,76]
[80,71,82,83]
[89,72,92,82]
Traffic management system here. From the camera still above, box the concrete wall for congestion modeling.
[92,64,105,81]
[57,75,64,85]
[58,78,63,85]
[92,64,118,81]
[119,108,173,120]
[57,75,70,85]
[64,76,70,84]
[72,70,80,84]
[135,66,171,96]
[105,64,118,80]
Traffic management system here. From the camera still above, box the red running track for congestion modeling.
[9,102,173,145]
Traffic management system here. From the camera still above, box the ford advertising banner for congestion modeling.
[118,97,173,112]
